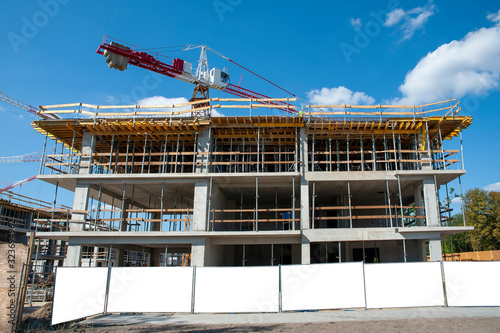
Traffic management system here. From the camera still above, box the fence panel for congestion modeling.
[52,267,108,325]
[281,262,365,311]
[443,261,500,306]
[106,267,193,313]
[364,262,445,308]
[194,266,279,313]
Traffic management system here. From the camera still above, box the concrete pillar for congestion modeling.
[418,239,428,262]
[193,180,208,231]
[301,235,310,264]
[414,186,424,226]
[300,178,310,230]
[196,128,211,173]
[65,238,82,267]
[65,182,91,266]
[191,238,206,266]
[299,127,308,174]
[79,131,96,174]
[428,239,442,261]
[423,177,440,226]
[65,133,95,266]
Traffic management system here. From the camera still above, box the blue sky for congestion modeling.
[0,0,499,210]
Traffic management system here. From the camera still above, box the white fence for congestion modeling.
[51,261,500,325]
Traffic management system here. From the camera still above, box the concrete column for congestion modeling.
[299,127,308,174]
[300,178,310,230]
[65,238,82,267]
[423,177,440,226]
[301,235,310,264]
[191,238,206,266]
[65,182,91,266]
[414,186,424,226]
[418,239,428,262]
[193,180,208,231]
[79,131,96,174]
[428,239,442,261]
[196,128,211,173]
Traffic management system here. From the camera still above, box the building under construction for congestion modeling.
[29,98,472,267]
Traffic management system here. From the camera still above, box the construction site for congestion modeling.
[1,36,475,270]
[3,35,497,330]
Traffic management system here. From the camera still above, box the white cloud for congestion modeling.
[106,95,116,103]
[451,197,462,205]
[384,9,405,27]
[137,96,224,117]
[484,182,500,192]
[384,2,436,41]
[393,18,500,105]
[487,9,500,25]
[307,86,375,105]
[350,18,362,29]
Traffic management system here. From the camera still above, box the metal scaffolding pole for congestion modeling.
[347,181,353,228]
[397,175,404,227]
[141,134,148,173]
[255,176,259,231]
[108,134,115,173]
[292,177,296,231]
[372,133,376,171]
[386,180,393,228]
[311,181,316,229]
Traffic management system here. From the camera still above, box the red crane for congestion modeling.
[96,36,296,115]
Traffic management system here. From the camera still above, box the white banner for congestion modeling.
[52,267,108,325]
[194,266,279,313]
[364,262,445,308]
[281,262,366,311]
[106,267,193,313]
[444,261,500,306]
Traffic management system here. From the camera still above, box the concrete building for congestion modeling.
[31,98,472,267]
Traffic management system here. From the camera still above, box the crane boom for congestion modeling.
[0,91,58,120]
[0,176,37,194]
[96,36,296,113]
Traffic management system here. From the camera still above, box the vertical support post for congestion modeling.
[242,244,246,266]
[403,239,407,262]
[347,181,353,228]
[346,133,350,172]
[141,134,148,173]
[292,177,296,231]
[386,180,393,228]
[108,134,115,173]
[311,181,316,229]
[459,125,465,170]
[125,134,131,173]
[255,176,259,231]
[459,175,466,227]
[372,133,376,171]
[397,175,404,227]
[360,133,364,171]
[39,133,48,175]
[392,122,398,171]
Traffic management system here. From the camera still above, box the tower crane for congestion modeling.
[0,175,37,194]
[0,91,58,120]
[96,36,297,116]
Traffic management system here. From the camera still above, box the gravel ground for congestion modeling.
[45,317,500,333]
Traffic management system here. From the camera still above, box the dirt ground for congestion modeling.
[29,317,500,333]
[21,303,500,333]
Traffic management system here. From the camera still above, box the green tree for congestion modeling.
[444,214,473,253]
[464,188,500,251]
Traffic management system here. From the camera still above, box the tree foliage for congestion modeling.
[463,188,500,251]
